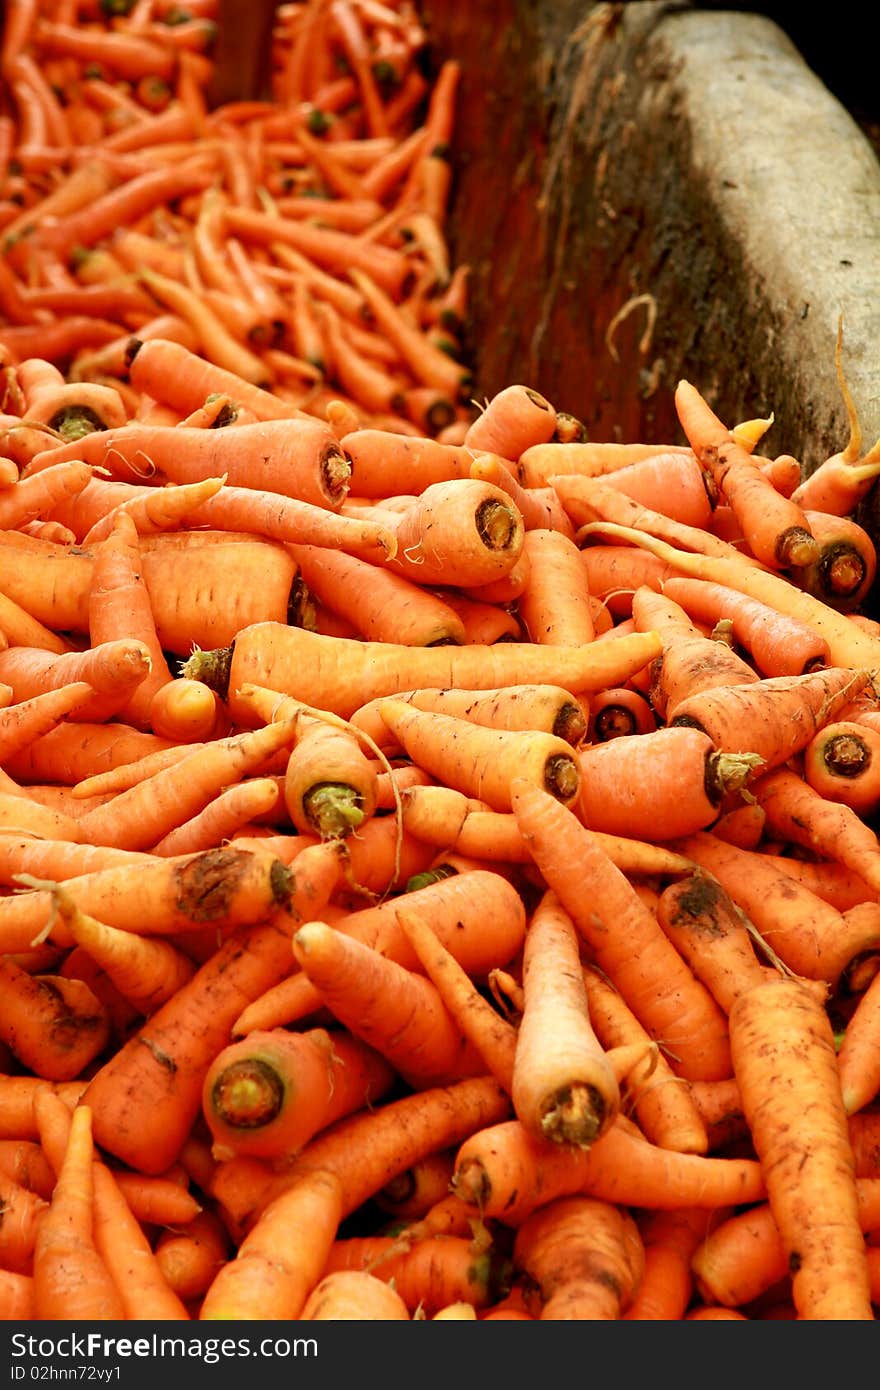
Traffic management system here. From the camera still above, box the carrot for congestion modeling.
[183,619,663,723]
[509,778,732,1082]
[209,1074,512,1234]
[0,841,307,956]
[467,451,576,539]
[53,887,196,1015]
[146,677,220,746]
[512,1194,644,1320]
[348,267,472,400]
[395,905,518,1092]
[290,918,487,1088]
[151,777,282,856]
[201,1026,396,1162]
[511,890,620,1150]
[0,681,97,766]
[790,318,880,516]
[282,712,381,840]
[451,1114,764,1228]
[580,965,709,1156]
[300,1268,411,1320]
[692,1179,880,1311]
[463,384,557,459]
[352,683,588,754]
[375,697,581,812]
[0,637,153,725]
[668,664,870,770]
[654,869,773,1015]
[837,969,880,1116]
[674,379,818,570]
[802,719,880,816]
[796,508,877,611]
[87,509,174,730]
[3,721,177,788]
[586,686,657,741]
[125,336,304,421]
[577,725,763,841]
[32,1103,126,1321]
[370,476,526,590]
[0,1077,86,1142]
[668,830,880,987]
[72,716,300,851]
[728,976,874,1319]
[749,764,880,901]
[80,839,340,1175]
[288,542,464,646]
[154,1209,232,1304]
[17,358,128,437]
[515,527,596,646]
[200,1164,344,1320]
[322,1232,504,1314]
[0,953,111,1081]
[28,416,352,510]
[338,426,472,495]
[660,575,831,677]
[624,1206,726,1320]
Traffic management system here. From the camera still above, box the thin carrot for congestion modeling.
[151,777,282,856]
[72,716,301,851]
[350,683,588,753]
[395,905,518,1092]
[674,379,818,570]
[201,1026,396,1162]
[182,619,663,723]
[0,637,153,725]
[580,964,709,1156]
[836,968,880,1116]
[509,778,732,1082]
[32,1103,126,1321]
[451,1114,765,1228]
[728,976,873,1319]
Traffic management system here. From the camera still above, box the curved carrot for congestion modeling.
[660,574,831,677]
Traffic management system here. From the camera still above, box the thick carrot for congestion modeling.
[728,976,873,1319]
[512,890,620,1149]
[802,720,880,816]
[660,575,831,677]
[81,840,340,1174]
[513,1194,644,1320]
[577,724,762,841]
[301,1269,411,1320]
[183,619,663,723]
[0,954,110,1081]
[516,528,596,646]
[201,1027,396,1162]
[630,583,760,719]
[654,869,773,1015]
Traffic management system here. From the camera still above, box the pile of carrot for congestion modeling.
[1,0,880,1327]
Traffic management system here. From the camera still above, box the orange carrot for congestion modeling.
[81,840,341,1174]
[674,379,818,570]
[512,890,620,1149]
[660,574,831,677]
[509,778,732,1082]
[0,954,110,1081]
[0,638,153,725]
[451,1115,764,1227]
[32,1103,126,1321]
[728,976,873,1319]
[183,619,663,723]
[513,1194,644,1319]
[577,725,762,841]
[654,869,773,1015]
[291,918,487,1088]
[802,719,880,816]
